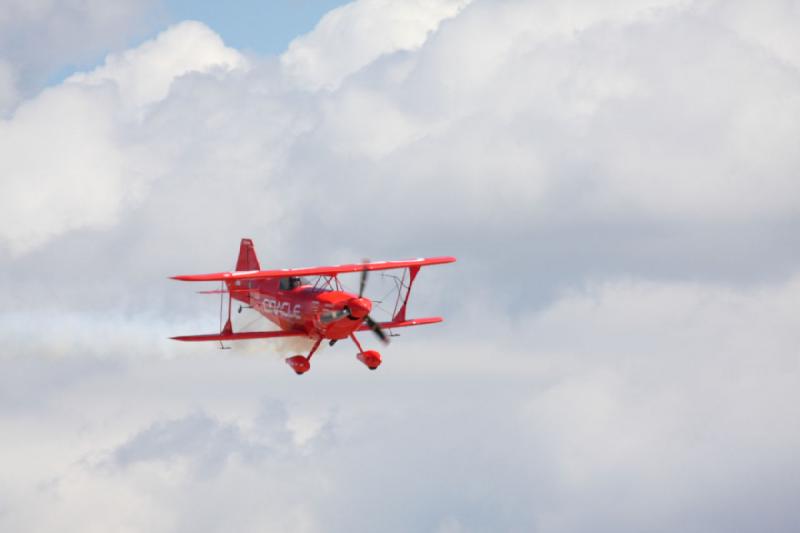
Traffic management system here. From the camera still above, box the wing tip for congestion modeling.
[170,275,198,281]
[424,256,456,265]
[170,273,230,282]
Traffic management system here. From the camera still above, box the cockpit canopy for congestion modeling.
[279,276,307,290]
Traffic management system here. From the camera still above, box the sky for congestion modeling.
[1,0,800,532]
[164,0,351,54]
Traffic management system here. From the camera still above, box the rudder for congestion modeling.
[235,238,261,271]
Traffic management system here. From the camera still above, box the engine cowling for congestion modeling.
[286,355,311,374]
[347,297,372,319]
[357,350,382,370]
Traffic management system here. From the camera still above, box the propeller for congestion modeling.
[364,315,389,344]
[358,259,389,345]
[320,259,389,344]
[358,259,369,298]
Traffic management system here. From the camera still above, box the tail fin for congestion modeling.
[235,238,261,271]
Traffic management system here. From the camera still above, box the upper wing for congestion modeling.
[171,256,456,282]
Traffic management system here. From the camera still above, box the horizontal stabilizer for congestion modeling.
[195,288,252,295]
[172,256,456,282]
[357,317,443,331]
[171,330,308,342]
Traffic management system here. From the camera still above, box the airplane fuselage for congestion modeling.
[230,278,369,340]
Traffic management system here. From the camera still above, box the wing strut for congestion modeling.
[392,266,421,322]
[218,281,233,350]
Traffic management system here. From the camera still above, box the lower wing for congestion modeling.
[171,330,308,342]
[357,317,443,332]
[173,317,443,342]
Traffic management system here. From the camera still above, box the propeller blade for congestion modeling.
[358,258,369,298]
[365,315,389,345]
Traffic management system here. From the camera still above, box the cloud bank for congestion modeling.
[1,0,799,531]
[0,0,160,114]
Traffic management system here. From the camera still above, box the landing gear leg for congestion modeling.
[286,338,322,375]
[350,334,382,370]
[349,333,365,353]
[306,338,323,362]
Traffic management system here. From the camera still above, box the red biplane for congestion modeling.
[171,239,455,374]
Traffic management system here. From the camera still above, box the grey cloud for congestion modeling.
[2,318,799,533]
[111,398,337,476]
[43,364,800,531]
[0,0,161,113]
[113,413,284,477]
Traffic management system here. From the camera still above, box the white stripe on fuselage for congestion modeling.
[259,295,301,320]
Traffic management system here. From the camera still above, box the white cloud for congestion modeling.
[2,1,800,531]
[4,0,799,259]
[0,21,246,256]
[521,277,800,363]
[707,0,800,71]
[0,84,128,254]
[281,0,471,90]
[68,21,248,112]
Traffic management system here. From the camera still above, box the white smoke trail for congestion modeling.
[228,311,318,359]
